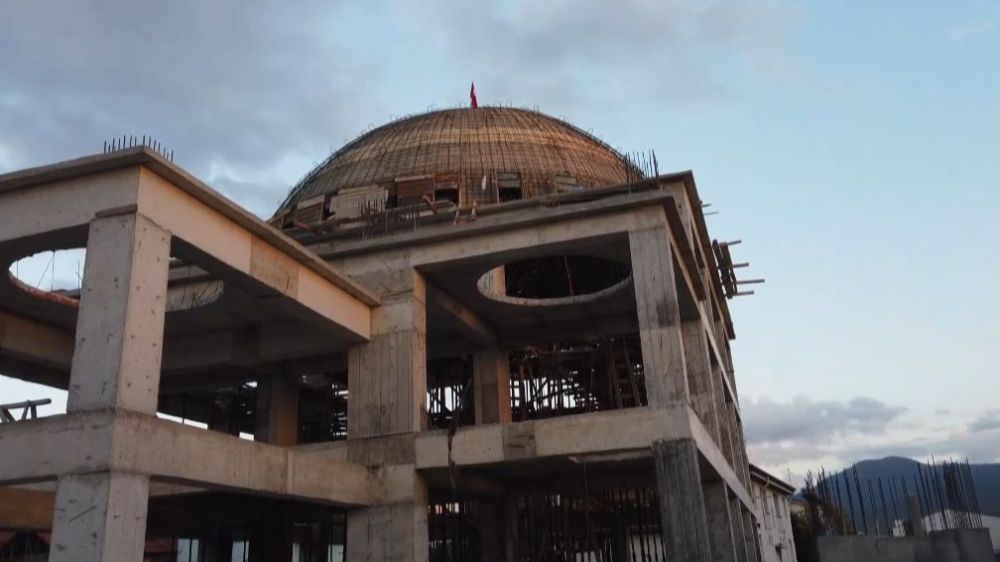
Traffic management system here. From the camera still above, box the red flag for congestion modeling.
[470,82,478,108]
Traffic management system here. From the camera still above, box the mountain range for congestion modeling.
[811,457,1000,527]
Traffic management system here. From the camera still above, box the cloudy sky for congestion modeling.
[2,0,999,484]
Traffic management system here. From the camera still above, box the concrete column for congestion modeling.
[704,481,737,562]
[347,271,429,561]
[628,227,689,407]
[348,272,427,437]
[473,348,511,425]
[682,319,720,441]
[731,411,751,488]
[653,439,711,562]
[67,211,171,414]
[255,373,299,446]
[713,363,735,467]
[729,497,749,562]
[49,472,150,562]
[347,499,429,562]
[742,507,761,562]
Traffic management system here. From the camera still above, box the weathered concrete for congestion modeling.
[817,529,995,562]
[653,438,712,562]
[348,272,427,438]
[683,319,720,442]
[473,347,512,425]
[0,411,380,506]
[629,224,689,406]
[704,481,738,562]
[730,495,751,562]
[743,506,762,562]
[49,471,150,562]
[68,211,170,414]
[415,405,690,468]
[347,500,430,562]
[346,463,429,562]
[346,271,430,560]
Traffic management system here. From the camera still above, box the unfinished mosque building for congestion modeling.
[0,107,763,561]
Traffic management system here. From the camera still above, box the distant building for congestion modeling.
[751,464,798,562]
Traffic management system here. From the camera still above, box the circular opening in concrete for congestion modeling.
[477,256,631,307]
[8,250,225,310]
[8,249,87,306]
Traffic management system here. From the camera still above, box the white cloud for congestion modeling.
[744,395,906,445]
[389,0,803,111]
[745,397,1000,476]
[948,20,996,41]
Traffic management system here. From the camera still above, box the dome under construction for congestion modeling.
[273,107,642,224]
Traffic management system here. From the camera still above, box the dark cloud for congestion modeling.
[743,396,906,445]
[391,0,801,111]
[0,0,382,216]
[969,410,1000,433]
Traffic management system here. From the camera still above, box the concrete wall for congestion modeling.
[921,512,1000,554]
[817,529,995,562]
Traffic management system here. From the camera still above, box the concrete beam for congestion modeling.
[0,311,348,387]
[427,282,496,344]
[0,411,379,507]
[415,405,691,469]
[0,167,141,245]
[136,167,373,339]
[0,310,74,370]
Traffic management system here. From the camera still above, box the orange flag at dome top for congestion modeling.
[470,82,478,108]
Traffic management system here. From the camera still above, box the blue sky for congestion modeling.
[1,0,998,480]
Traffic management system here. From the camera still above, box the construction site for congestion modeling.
[0,106,764,561]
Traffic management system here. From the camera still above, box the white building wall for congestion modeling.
[752,479,798,562]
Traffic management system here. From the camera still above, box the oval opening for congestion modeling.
[8,249,87,304]
[477,255,631,307]
[9,250,225,311]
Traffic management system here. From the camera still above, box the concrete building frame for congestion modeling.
[0,146,762,562]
